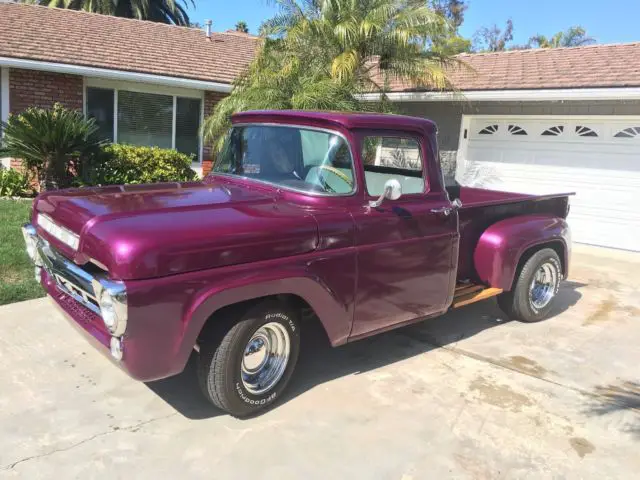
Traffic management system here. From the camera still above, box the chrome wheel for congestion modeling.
[241,322,291,395]
[529,261,558,310]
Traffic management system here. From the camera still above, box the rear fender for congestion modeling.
[473,215,571,290]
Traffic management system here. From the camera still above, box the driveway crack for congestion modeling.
[1,412,177,471]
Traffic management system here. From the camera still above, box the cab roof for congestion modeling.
[231,110,437,135]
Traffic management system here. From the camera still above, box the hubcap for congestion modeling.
[241,322,290,395]
[529,262,558,310]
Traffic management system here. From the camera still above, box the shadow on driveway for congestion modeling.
[145,281,584,419]
[586,381,640,439]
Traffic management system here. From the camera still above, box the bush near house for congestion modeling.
[0,168,34,197]
[0,103,105,192]
[85,144,197,186]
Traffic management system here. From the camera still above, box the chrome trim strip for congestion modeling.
[213,122,358,198]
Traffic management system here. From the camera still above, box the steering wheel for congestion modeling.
[315,165,353,193]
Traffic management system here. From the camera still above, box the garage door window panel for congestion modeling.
[542,126,565,136]
[575,126,598,137]
[614,127,640,138]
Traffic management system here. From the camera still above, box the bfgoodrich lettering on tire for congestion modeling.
[197,300,300,417]
[498,248,562,323]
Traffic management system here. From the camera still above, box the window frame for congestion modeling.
[215,122,359,198]
[357,131,430,199]
[84,78,204,163]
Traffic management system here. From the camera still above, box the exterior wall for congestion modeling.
[9,68,83,114]
[398,99,640,184]
[4,68,83,178]
[202,90,226,176]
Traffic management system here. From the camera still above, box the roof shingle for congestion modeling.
[387,42,640,92]
[0,3,260,84]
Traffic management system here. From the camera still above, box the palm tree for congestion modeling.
[235,20,249,33]
[27,0,194,26]
[529,26,595,49]
[203,0,457,148]
[261,0,453,88]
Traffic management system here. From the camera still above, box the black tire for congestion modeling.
[497,248,562,323]
[197,300,300,417]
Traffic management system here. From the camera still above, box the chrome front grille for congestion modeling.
[36,239,102,315]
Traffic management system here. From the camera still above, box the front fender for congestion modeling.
[473,215,571,290]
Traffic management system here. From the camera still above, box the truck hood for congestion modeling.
[33,180,319,280]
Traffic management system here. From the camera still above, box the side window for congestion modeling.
[361,136,425,196]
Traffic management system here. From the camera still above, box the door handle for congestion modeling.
[430,206,452,216]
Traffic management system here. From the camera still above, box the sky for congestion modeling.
[191,0,640,46]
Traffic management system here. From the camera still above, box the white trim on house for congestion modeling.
[0,56,232,93]
[85,77,204,99]
[360,87,640,103]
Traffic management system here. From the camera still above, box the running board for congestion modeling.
[452,284,503,309]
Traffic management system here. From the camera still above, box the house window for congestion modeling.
[175,97,202,158]
[86,87,115,142]
[86,86,202,160]
[118,91,173,149]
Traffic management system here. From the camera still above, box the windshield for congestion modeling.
[213,125,355,195]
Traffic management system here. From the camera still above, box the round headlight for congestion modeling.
[99,290,118,332]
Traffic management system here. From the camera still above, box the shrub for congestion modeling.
[0,104,105,191]
[86,144,197,186]
[0,168,33,197]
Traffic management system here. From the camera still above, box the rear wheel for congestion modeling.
[197,300,300,417]
[498,248,562,322]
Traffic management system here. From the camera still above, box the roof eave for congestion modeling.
[0,56,232,93]
[360,87,640,102]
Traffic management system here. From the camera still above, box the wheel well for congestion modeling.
[196,294,329,346]
[510,241,566,290]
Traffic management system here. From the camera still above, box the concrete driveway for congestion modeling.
[1,244,639,479]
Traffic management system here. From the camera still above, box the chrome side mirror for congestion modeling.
[451,198,462,209]
[369,179,402,208]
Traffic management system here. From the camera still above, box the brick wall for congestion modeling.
[9,68,83,114]
[5,69,84,186]
[202,90,226,176]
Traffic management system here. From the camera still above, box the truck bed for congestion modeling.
[447,186,573,283]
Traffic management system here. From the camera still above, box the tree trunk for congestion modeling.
[39,155,60,191]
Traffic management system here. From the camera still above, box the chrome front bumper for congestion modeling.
[23,224,101,315]
[22,223,126,360]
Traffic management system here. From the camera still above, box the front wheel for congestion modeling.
[197,301,300,417]
[498,248,562,322]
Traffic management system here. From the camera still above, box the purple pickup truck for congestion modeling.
[22,110,572,416]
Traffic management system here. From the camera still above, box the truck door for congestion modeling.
[350,131,459,339]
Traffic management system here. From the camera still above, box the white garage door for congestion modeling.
[456,115,640,251]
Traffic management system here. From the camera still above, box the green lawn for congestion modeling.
[0,199,44,305]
